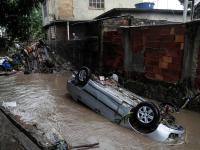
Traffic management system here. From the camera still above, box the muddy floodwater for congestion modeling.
[0,72,200,150]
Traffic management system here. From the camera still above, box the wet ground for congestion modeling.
[0,72,200,150]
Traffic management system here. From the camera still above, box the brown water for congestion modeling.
[0,72,200,150]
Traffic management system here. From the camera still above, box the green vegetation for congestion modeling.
[0,0,44,41]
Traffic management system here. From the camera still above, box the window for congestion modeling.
[89,0,104,9]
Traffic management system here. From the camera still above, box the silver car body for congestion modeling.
[67,78,185,144]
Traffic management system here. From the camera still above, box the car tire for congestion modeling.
[129,102,160,133]
[77,67,91,86]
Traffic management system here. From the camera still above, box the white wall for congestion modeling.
[42,0,56,26]
[133,12,190,22]
[154,0,183,10]
[73,0,143,20]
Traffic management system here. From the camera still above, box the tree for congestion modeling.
[0,0,43,41]
[29,7,44,41]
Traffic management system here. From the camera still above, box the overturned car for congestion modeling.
[67,67,185,144]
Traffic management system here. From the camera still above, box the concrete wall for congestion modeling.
[73,0,142,20]
[42,0,142,25]
[56,0,73,20]
[42,0,73,26]
[42,0,189,26]
[128,12,190,23]
[42,0,56,26]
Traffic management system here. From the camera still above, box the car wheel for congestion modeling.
[77,67,91,86]
[129,102,160,133]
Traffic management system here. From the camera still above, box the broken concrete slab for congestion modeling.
[0,106,56,150]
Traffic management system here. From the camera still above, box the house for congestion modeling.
[42,0,190,42]
[41,0,191,70]
[42,0,144,26]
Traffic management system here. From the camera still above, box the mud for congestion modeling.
[0,72,200,150]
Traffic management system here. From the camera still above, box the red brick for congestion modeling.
[180,43,184,50]
[145,72,155,79]
[175,35,185,43]
[144,58,159,66]
[159,62,168,69]
[175,26,186,34]
[160,42,181,50]
[146,41,160,49]
[146,35,160,42]
[153,67,162,74]
[159,27,171,35]
[168,63,182,72]
[163,73,180,82]
[170,27,175,35]
[144,50,159,58]
[172,57,182,65]
[155,74,164,80]
[159,35,175,42]
[145,65,154,72]
[162,56,173,63]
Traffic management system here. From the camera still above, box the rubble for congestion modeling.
[0,40,62,76]
[22,40,56,74]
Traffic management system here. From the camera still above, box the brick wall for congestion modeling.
[130,25,185,83]
[195,46,200,88]
[103,31,123,71]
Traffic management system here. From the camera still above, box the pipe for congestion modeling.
[67,21,70,40]
[183,0,189,22]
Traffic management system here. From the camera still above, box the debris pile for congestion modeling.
[22,40,55,74]
[0,56,19,76]
[0,40,60,75]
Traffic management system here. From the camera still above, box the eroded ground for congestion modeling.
[0,72,200,150]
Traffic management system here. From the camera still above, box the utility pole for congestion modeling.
[183,0,189,22]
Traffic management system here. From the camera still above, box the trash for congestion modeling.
[2,101,17,108]
[111,73,119,82]
[0,40,65,75]
[20,40,56,74]
[49,127,99,150]
[0,57,12,71]
[0,70,17,76]
[99,76,105,81]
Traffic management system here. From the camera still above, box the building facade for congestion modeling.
[41,0,190,71]
[42,0,143,26]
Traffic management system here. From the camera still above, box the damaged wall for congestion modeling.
[101,17,172,73]
[56,0,73,20]
[103,31,124,71]
[143,25,185,83]
[42,0,74,26]
[121,24,185,83]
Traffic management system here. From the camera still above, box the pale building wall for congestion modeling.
[56,0,74,20]
[73,0,143,20]
[42,0,74,26]
[43,0,187,25]
[133,12,190,22]
[42,0,56,26]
